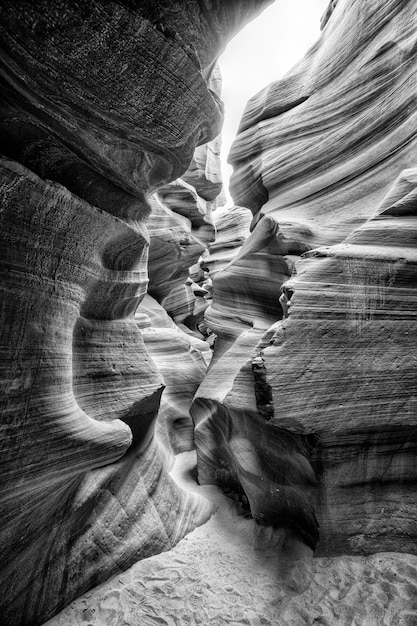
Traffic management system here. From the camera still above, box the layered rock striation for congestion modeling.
[194,0,417,556]
[230,0,417,246]
[2,0,416,622]
[0,2,273,625]
[136,294,211,455]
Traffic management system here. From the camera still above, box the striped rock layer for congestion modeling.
[0,1,273,625]
[193,0,417,555]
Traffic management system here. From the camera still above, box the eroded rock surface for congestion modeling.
[0,1,273,624]
[136,294,211,455]
[2,0,416,622]
[194,0,417,556]
[205,215,293,361]
[230,0,416,246]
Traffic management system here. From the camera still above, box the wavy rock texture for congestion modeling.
[46,452,417,626]
[205,214,294,360]
[136,294,211,455]
[0,158,214,626]
[192,322,320,550]
[230,0,417,246]
[204,204,253,276]
[146,63,223,339]
[179,64,227,207]
[194,0,417,556]
[146,191,210,330]
[229,170,417,555]
[0,1,273,625]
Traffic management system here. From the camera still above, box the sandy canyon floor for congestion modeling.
[46,451,417,626]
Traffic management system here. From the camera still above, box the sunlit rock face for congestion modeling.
[136,294,211,456]
[194,0,417,556]
[205,214,293,362]
[145,66,224,338]
[191,320,320,550]
[146,191,210,329]
[230,0,416,247]
[204,204,253,276]
[0,1,273,624]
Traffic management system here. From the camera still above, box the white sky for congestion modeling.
[218,0,329,205]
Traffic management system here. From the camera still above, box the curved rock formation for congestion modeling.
[191,321,320,550]
[205,214,293,361]
[204,204,252,276]
[136,294,211,455]
[145,66,224,340]
[146,191,210,326]
[230,0,417,246]
[2,0,415,622]
[0,2,273,624]
[179,64,226,207]
[194,0,417,556]
[242,166,417,555]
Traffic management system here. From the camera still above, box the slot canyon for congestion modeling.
[0,0,416,624]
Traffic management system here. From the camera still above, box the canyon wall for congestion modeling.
[1,0,416,623]
[193,0,417,555]
[0,2,273,625]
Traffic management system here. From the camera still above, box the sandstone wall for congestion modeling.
[0,2,273,624]
[194,0,417,556]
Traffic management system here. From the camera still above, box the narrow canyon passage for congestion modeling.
[1,0,417,625]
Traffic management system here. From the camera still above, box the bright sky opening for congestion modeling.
[219,0,329,206]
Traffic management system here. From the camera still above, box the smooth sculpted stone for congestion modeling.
[0,160,213,626]
[205,214,293,362]
[181,64,226,206]
[136,295,211,455]
[146,192,209,326]
[0,2,274,625]
[156,178,216,246]
[0,2,220,196]
[0,1,272,199]
[203,204,252,277]
[195,0,417,556]
[261,167,417,555]
[230,0,417,248]
[191,324,320,550]
[154,67,224,244]
[193,166,417,554]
